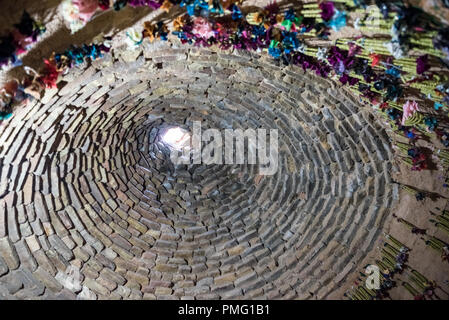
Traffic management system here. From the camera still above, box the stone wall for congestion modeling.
[0,40,401,299]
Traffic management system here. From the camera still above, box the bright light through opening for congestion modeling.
[161,127,191,150]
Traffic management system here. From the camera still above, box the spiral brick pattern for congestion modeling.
[0,40,400,300]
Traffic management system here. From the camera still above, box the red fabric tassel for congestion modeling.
[369,53,381,67]
[39,59,60,88]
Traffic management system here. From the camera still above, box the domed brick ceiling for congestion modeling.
[0,0,449,300]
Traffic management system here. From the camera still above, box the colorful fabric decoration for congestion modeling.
[73,0,99,22]
[402,101,420,125]
[0,111,13,121]
[327,10,347,31]
[126,28,144,47]
[128,0,163,9]
[143,21,168,42]
[319,1,335,21]
[0,11,45,68]
[114,0,128,10]
[230,4,243,21]
[424,117,437,131]
[191,17,215,39]
[98,0,112,10]
[61,0,96,33]
[416,55,430,74]
[434,102,444,110]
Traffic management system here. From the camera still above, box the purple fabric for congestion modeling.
[293,53,331,77]
[127,0,162,9]
[327,46,355,74]
[416,54,430,74]
[319,2,335,21]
